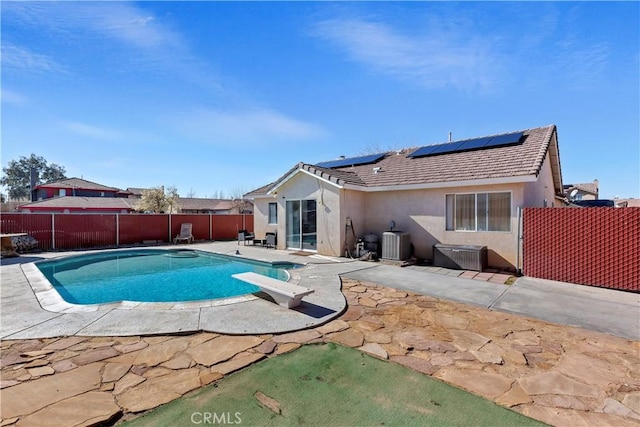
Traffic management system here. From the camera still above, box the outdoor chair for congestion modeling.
[265,232,277,249]
[238,229,255,245]
[173,223,194,244]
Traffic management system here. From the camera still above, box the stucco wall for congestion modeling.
[523,154,558,208]
[254,171,343,255]
[252,162,560,268]
[362,184,524,269]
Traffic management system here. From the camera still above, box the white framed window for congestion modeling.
[268,202,277,224]
[446,192,511,232]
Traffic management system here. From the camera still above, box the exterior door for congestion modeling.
[286,199,317,251]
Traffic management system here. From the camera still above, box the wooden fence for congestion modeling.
[0,213,253,251]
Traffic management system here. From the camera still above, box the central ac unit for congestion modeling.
[381,231,411,261]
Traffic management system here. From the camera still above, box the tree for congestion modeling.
[229,186,251,214]
[0,154,67,200]
[134,186,181,213]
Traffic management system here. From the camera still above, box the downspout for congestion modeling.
[516,207,522,275]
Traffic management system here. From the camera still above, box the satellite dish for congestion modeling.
[569,189,578,200]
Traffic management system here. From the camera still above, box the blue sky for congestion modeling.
[2,1,638,199]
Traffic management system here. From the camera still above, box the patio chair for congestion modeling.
[265,232,277,249]
[173,223,194,244]
[238,229,255,245]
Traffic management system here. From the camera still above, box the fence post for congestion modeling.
[51,213,56,250]
[209,213,212,241]
[116,214,120,247]
[168,213,172,243]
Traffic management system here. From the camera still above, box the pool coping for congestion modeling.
[21,248,308,312]
[1,243,358,339]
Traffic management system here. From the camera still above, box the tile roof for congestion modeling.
[19,197,251,212]
[247,125,560,196]
[19,196,135,210]
[564,181,598,195]
[35,177,123,192]
[178,198,251,211]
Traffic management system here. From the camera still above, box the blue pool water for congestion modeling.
[36,249,300,305]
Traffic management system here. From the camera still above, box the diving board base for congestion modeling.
[232,272,314,309]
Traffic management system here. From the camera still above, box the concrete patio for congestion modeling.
[1,241,638,426]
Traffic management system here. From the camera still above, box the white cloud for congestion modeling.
[1,43,65,74]
[311,17,502,92]
[175,108,327,145]
[59,121,122,141]
[1,88,28,106]
[2,2,208,80]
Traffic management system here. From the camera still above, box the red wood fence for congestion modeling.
[0,213,253,251]
[523,207,639,292]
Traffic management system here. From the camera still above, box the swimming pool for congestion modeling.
[36,249,301,305]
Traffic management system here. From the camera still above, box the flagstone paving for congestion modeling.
[1,278,639,426]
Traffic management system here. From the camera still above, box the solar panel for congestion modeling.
[315,153,385,168]
[457,136,493,151]
[428,141,466,156]
[484,132,524,148]
[408,131,526,159]
[408,145,438,158]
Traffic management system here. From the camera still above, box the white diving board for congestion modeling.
[232,272,314,309]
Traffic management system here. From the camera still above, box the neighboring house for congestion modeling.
[613,198,640,208]
[563,180,599,201]
[178,198,253,214]
[246,125,564,270]
[32,177,132,201]
[18,196,135,214]
[18,178,252,214]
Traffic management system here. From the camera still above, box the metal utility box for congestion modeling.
[433,244,487,272]
[382,231,411,261]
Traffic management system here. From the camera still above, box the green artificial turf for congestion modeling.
[124,343,546,427]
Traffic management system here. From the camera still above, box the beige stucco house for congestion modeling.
[246,125,564,270]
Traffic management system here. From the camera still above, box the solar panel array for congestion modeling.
[408,131,524,158]
[315,153,386,169]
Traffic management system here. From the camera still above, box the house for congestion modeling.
[563,180,599,201]
[18,196,136,214]
[178,198,253,214]
[246,124,564,270]
[31,177,132,201]
[18,178,253,215]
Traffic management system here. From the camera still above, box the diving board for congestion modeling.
[232,272,314,309]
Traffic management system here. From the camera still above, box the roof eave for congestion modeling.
[266,165,345,195]
[343,175,538,192]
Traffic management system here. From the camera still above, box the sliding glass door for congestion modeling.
[286,199,316,251]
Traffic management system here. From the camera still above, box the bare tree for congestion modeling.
[229,186,251,214]
[135,186,181,213]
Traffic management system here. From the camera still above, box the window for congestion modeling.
[446,192,511,232]
[268,203,277,224]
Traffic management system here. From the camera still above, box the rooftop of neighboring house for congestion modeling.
[179,198,252,211]
[563,180,599,197]
[613,198,640,207]
[18,196,136,210]
[16,196,251,212]
[247,124,562,196]
[34,177,129,194]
